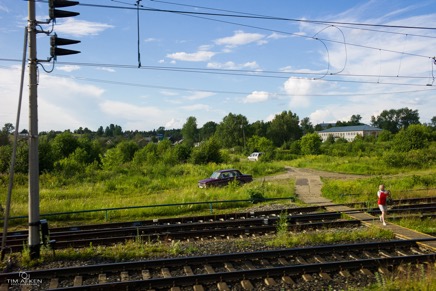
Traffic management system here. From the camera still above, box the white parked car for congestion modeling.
[247,152,263,161]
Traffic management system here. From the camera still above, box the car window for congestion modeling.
[211,171,220,179]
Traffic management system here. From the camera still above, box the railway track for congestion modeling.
[2,207,357,253]
[1,239,435,290]
[1,198,435,254]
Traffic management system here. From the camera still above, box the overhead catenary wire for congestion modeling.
[49,71,436,96]
[34,0,436,60]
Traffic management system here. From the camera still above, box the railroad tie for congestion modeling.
[142,269,151,280]
[48,278,59,289]
[161,268,172,278]
[204,264,215,274]
[395,250,409,257]
[362,251,374,259]
[319,272,331,280]
[170,287,181,291]
[73,276,83,286]
[410,247,424,255]
[348,253,360,260]
[339,270,352,277]
[278,258,288,265]
[240,279,254,290]
[378,250,392,258]
[281,276,295,285]
[360,268,373,276]
[244,261,256,270]
[0,284,8,291]
[183,266,194,276]
[260,259,272,268]
[377,267,391,276]
[120,271,129,282]
[302,274,313,282]
[264,277,277,286]
[217,281,230,291]
[193,284,205,291]
[314,255,325,263]
[331,253,344,261]
[98,274,107,284]
[296,256,308,264]
[224,262,236,272]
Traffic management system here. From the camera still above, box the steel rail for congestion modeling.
[46,254,436,290]
[3,219,361,252]
[1,238,435,280]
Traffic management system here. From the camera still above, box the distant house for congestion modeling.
[317,125,382,142]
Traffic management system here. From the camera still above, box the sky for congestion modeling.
[1,0,436,132]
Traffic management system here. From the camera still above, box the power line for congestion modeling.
[0,58,434,83]
[51,72,436,96]
[70,1,436,31]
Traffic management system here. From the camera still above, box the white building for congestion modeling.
[317,125,382,142]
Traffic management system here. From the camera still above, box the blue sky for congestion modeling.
[1,0,436,132]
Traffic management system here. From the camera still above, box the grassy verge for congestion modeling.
[363,264,436,291]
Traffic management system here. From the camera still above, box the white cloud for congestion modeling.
[165,118,183,129]
[185,91,215,100]
[207,61,259,70]
[267,32,289,40]
[166,51,216,62]
[97,67,116,73]
[181,104,211,111]
[309,109,335,125]
[214,30,266,47]
[39,75,104,97]
[283,78,314,107]
[55,18,113,37]
[144,37,158,43]
[100,100,163,119]
[243,91,270,103]
[57,65,80,72]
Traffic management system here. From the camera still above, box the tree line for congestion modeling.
[0,107,435,176]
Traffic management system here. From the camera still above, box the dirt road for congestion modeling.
[264,167,366,205]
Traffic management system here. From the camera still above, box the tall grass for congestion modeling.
[1,161,290,227]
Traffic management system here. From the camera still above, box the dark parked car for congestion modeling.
[198,169,253,188]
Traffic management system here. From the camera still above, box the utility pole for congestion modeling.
[28,0,40,259]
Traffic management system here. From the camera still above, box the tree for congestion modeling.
[371,108,420,133]
[199,121,217,141]
[267,111,302,147]
[247,135,274,152]
[336,114,363,126]
[181,116,198,147]
[392,124,430,152]
[300,117,314,134]
[0,123,14,146]
[215,113,249,149]
[51,131,79,161]
[190,137,222,164]
[300,133,322,155]
[249,120,268,138]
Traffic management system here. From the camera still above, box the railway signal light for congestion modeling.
[50,34,81,59]
[49,0,80,20]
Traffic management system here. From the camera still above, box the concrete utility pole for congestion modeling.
[28,0,41,259]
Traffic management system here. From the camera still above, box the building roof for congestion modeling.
[318,124,382,133]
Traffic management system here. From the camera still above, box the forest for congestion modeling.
[0,106,435,223]
[0,107,434,175]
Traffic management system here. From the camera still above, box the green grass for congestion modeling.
[1,161,293,227]
[392,217,436,234]
[363,264,436,291]
[268,225,395,248]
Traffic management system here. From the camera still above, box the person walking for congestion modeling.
[377,184,390,226]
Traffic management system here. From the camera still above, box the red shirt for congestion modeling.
[378,191,389,205]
